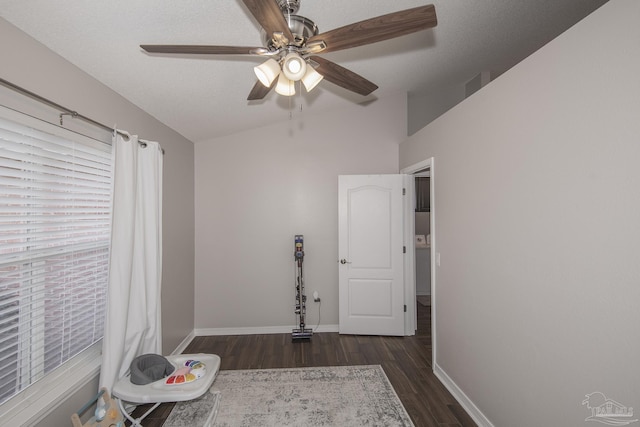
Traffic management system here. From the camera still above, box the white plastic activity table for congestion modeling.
[112,353,220,427]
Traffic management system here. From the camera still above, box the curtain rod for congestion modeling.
[0,77,164,153]
[1,77,118,134]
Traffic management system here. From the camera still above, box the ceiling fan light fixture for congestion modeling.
[301,66,323,92]
[275,73,296,96]
[282,52,307,81]
[254,58,281,87]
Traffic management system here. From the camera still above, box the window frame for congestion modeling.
[0,106,111,425]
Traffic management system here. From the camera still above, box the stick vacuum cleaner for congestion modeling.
[292,235,312,341]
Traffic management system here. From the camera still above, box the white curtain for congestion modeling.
[99,131,163,392]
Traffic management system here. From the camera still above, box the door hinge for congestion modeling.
[403,246,406,254]
[402,188,406,195]
[404,304,407,312]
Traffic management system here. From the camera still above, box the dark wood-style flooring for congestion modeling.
[127,301,476,426]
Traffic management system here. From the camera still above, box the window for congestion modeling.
[0,113,112,405]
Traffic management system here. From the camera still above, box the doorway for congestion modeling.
[414,174,431,333]
[401,158,436,364]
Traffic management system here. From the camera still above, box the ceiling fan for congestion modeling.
[140,0,437,100]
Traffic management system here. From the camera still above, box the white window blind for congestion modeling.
[0,114,112,405]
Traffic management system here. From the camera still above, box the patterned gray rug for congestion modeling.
[165,365,414,427]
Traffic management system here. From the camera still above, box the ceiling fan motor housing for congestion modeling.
[277,0,300,14]
[264,14,318,49]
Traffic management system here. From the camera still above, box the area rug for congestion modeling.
[166,365,414,426]
[164,389,220,427]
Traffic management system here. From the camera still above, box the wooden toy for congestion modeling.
[71,387,124,427]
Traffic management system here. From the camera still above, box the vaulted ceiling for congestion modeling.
[0,0,608,142]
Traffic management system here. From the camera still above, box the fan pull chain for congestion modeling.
[299,80,303,113]
[286,81,304,121]
[289,94,293,120]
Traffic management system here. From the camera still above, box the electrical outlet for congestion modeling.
[313,291,320,302]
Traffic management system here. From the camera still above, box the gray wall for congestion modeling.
[194,93,406,331]
[407,84,466,136]
[1,18,196,426]
[400,1,639,425]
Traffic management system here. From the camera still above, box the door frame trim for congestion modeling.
[401,158,436,364]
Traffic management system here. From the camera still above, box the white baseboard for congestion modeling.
[195,324,339,336]
[171,330,196,355]
[433,362,494,427]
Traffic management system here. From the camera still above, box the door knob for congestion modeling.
[340,259,351,264]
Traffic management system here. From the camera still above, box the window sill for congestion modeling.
[0,343,102,426]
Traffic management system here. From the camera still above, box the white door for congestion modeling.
[338,175,405,336]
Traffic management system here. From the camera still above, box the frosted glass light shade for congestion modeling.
[275,73,295,96]
[301,66,323,92]
[254,59,281,87]
[282,53,307,81]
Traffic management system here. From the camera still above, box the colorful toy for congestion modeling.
[164,359,206,385]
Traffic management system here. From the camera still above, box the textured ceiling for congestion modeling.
[0,0,608,142]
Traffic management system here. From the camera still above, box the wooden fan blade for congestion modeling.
[310,56,378,96]
[307,5,437,53]
[247,79,275,101]
[242,0,294,42]
[141,45,265,55]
